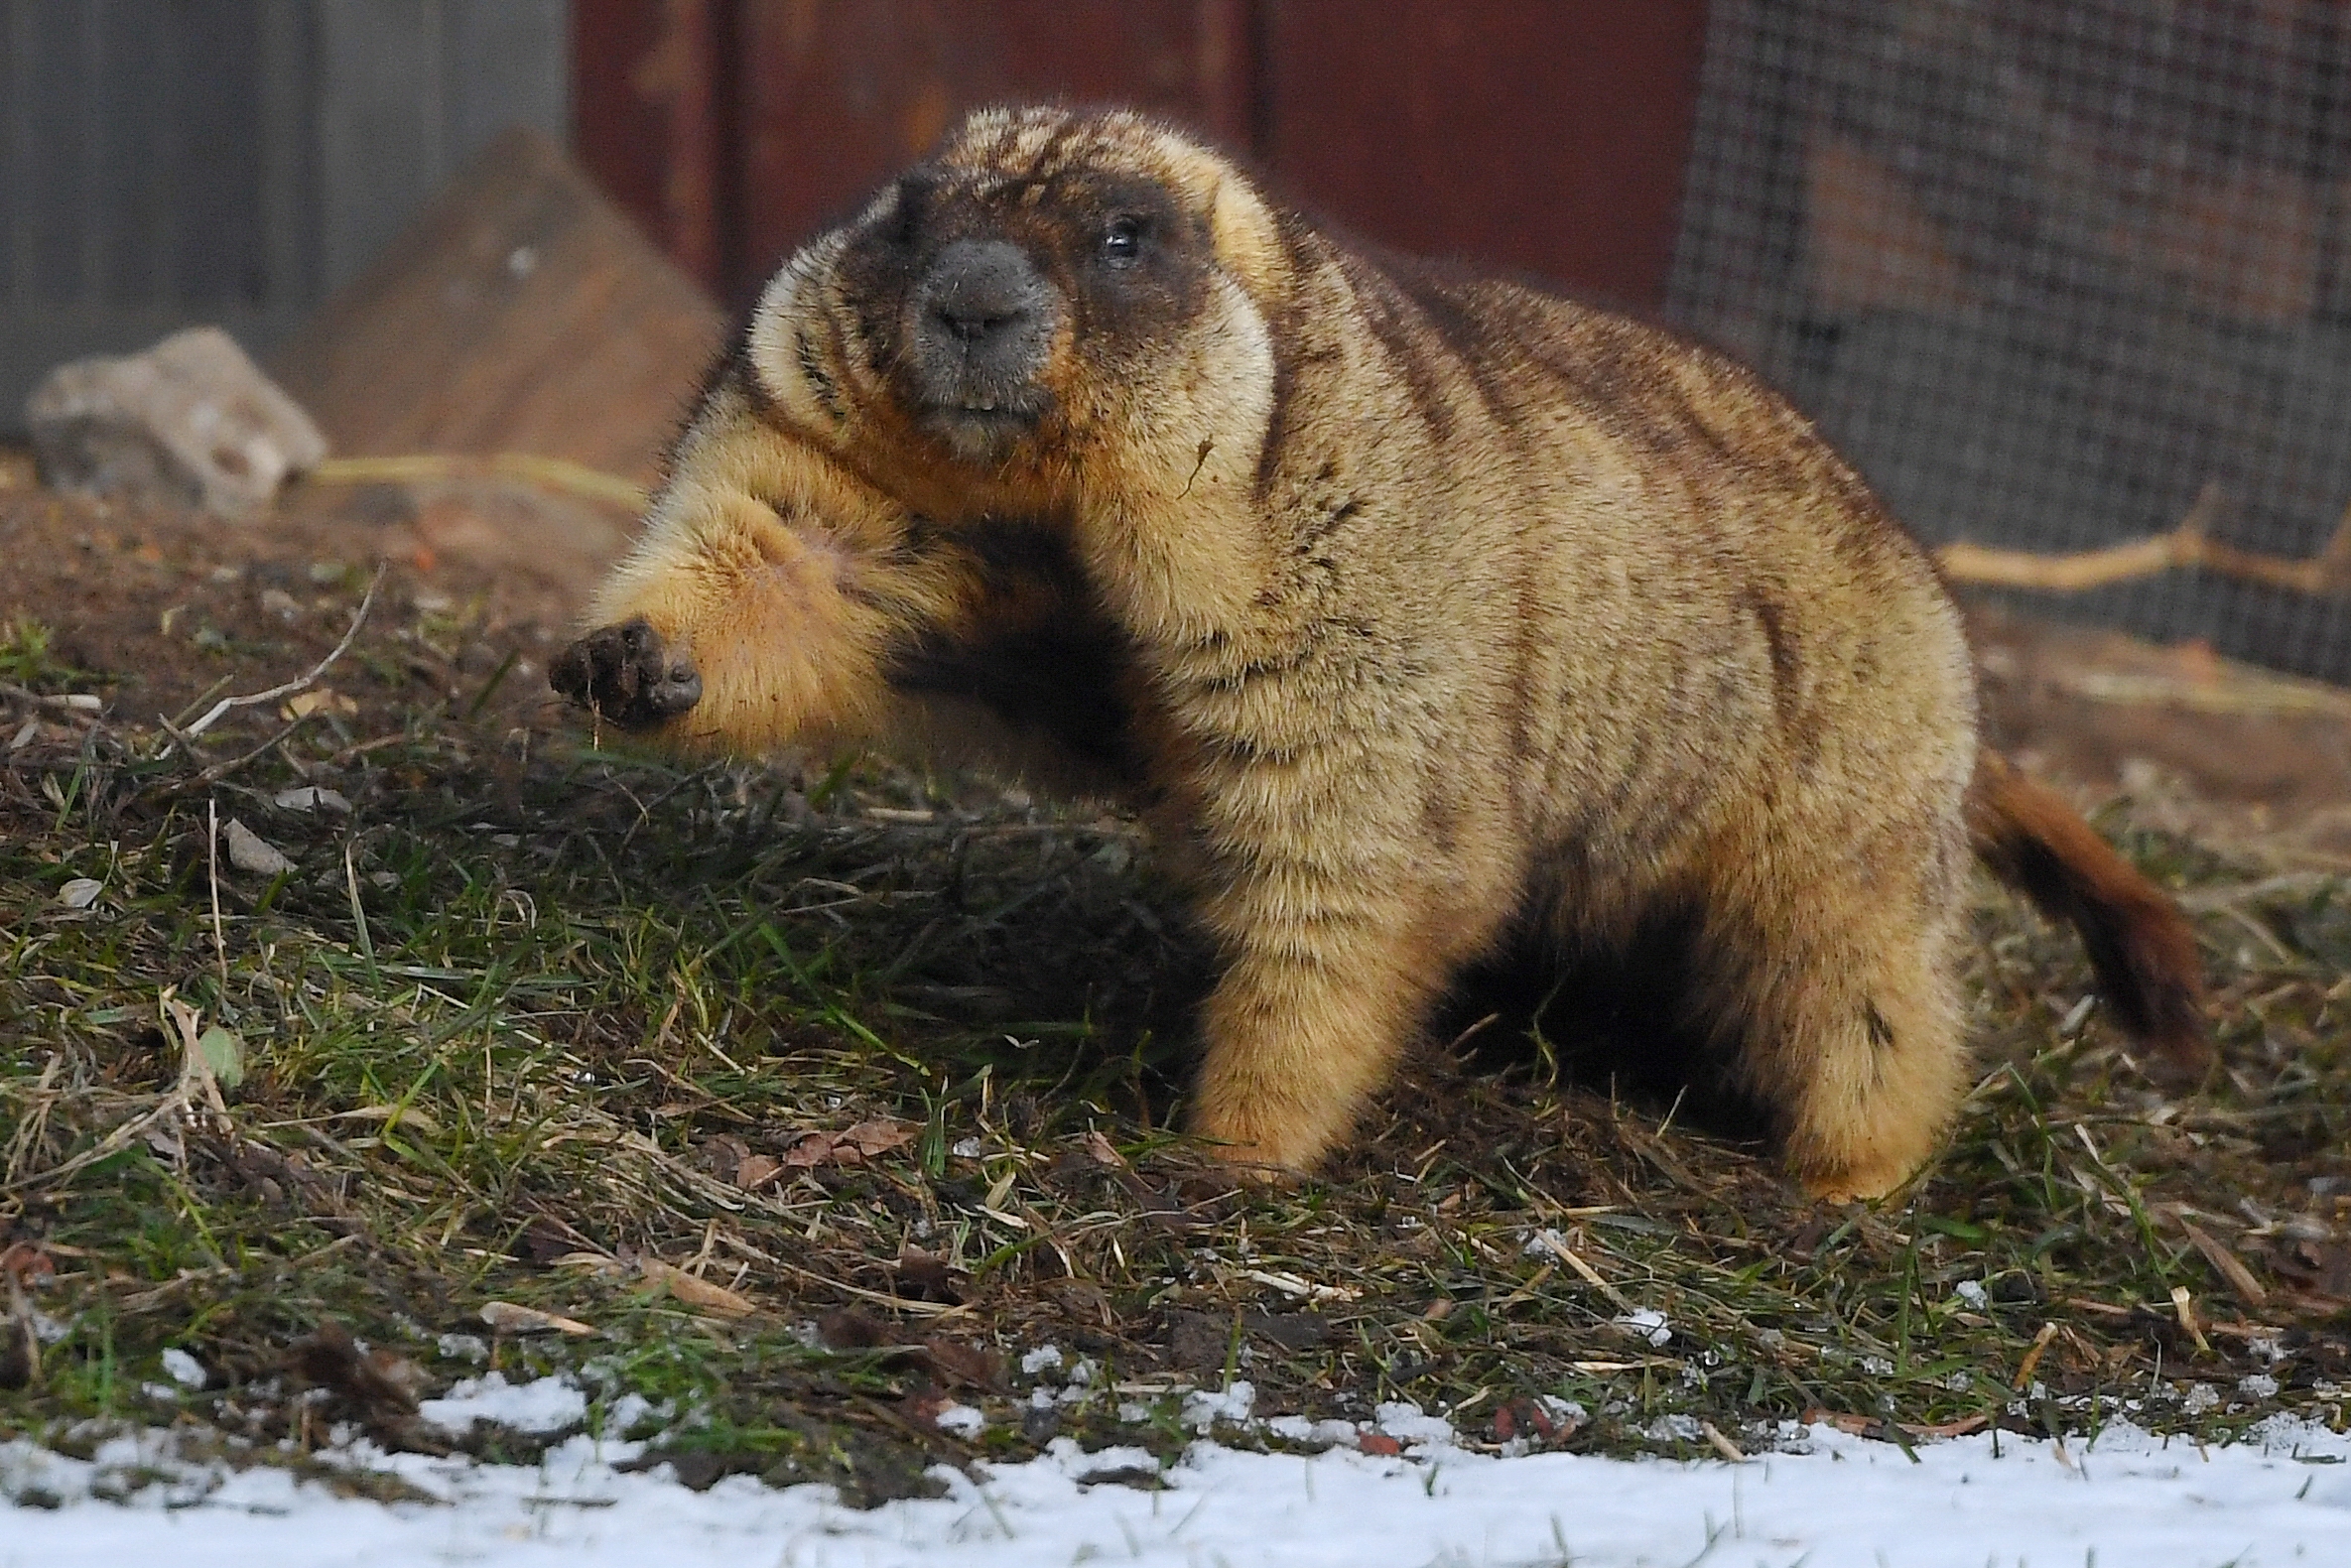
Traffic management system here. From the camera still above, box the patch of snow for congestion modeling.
[932,1403,987,1439]
[1019,1345,1063,1376]
[7,1379,2351,1567]
[1371,1400,1452,1448]
[418,1372,588,1435]
[1613,1307,1672,1346]
[1183,1380,1254,1432]
[159,1350,206,1388]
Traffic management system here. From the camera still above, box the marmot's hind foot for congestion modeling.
[550,617,702,728]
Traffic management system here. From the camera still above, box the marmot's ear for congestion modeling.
[1210,178,1291,304]
[746,237,848,431]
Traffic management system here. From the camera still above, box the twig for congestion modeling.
[2013,1320,2060,1389]
[208,799,228,989]
[153,714,214,765]
[1939,481,2351,598]
[2177,874,2342,912]
[0,1082,191,1196]
[169,565,385,748]
[1527,1228,1635,1313]
[166,713,313,797]
[2045,669,2351,723]
[0,684,103,718]
[2180,1220,2270,1308]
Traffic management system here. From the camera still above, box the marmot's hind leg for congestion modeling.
[1700,846,1974,1202]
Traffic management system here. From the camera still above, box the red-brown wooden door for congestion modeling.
[575,1,1709,314]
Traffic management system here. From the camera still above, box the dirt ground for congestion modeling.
[6,445,2348,856]
[0,450,618,738]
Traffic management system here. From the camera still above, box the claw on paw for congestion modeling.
[549,616,703,729]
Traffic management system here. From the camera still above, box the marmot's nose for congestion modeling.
[919,240,1046,346]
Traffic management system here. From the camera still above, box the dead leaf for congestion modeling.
[780,1131,837,1168]
[778,1118,918,1169]
[845,1117,916,1156]
[289,1320,422,1414]
[1358,1431,1403,1456]
[920,1336,1000,1390]
[56,877,102,909]
[1801,1406,1991,1440]
[817,1307,890,1351]
[509,1216,574,1266]
[903,1388,958,1431]
[2182,1221,2271,1307]
[693,1134,750,1179]
[1,1283,38,1392]
[479,1300,595,1336]
[734,1153,783,1188]
[0,1243,55,1286]
[283,688,358,720]
[272,785,352,815]
[636,1257,756,1318]
[892,1247,967,1305]
[2275,1236,2351,1302]
[1083,1129,1127,1168]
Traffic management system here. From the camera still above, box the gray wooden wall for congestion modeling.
[0,0,569,434]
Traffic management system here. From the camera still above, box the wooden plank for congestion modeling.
[267,125,724,485]
[444,0,570,162]
[570,0,728,288]
[16,1,93,303]
[169,1,267,311]
[316,0,445,293]
[0,7,14,308]
[316,1,571,293]
[730,0,1228,297]
[1260,0,1709,313]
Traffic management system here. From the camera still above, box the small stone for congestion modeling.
[56,877,102,909]
[222,818,295,876]
[27,327,327,516]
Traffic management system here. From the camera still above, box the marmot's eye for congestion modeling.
[1101,216,1146,267]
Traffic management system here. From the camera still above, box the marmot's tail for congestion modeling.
[1966,749,2210,1073]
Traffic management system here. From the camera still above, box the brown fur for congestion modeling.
[553,107,2208,1198]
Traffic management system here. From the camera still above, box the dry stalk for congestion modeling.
[169,565,386,750]
[307,454,648,511]
[1939,481,2351,598]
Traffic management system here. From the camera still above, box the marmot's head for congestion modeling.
[747,106,1291,483]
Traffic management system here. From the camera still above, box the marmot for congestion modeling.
[553,106,2206,1199]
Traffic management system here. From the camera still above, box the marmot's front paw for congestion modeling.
[549,617,702,729]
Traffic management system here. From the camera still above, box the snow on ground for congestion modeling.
[6,1375,2349,1567]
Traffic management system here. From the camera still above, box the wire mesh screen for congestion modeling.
[1666,0,2351,683]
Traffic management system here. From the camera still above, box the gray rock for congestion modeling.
[26,327,327,516]
[222,818,295,877]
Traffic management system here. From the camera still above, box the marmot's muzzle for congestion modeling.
[904,240,1057,443]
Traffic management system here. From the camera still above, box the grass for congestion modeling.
[3,586,2350,1504]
